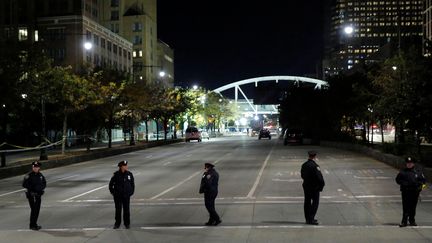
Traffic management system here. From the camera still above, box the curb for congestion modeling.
[0,139,183,179]
[321,141,432,182]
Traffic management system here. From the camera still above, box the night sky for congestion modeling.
[157,1,324,90]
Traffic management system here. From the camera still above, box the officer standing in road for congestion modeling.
[301,151,325,225]
[199,163,222,226]
[22,161,46,231]
[396,157,426,227]
[109,160,135,229]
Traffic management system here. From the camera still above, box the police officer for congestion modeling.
[109,160,135,229]
[199,163,222,226]
[396,157,426,227]
[301,151,325,225]
[22,161,46,230]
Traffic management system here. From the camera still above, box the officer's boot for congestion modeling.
[399,215,408,227]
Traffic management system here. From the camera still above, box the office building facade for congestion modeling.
[0,0,133,74]
[424,0,432,56]
[99,0,161,84]
[323,0,423,77]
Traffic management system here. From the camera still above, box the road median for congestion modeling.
[0,139,183,179]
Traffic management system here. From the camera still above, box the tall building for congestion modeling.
[323,0,423,77]
[0,0,133,74]
[156,40,174,87]
[424,0,432,56]
[99,0,161,84]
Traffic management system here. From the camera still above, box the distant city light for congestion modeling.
[21,93,28,99]
[159,71,166,77]
[193,85,198,90]
[392,66,397,71]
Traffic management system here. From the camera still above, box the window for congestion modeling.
[113,44,118,54]
[111,0,119,7]
[139,50,143,57]
[133,36,142,44]
[93,34,99,46]
[133,51,137,57]
[34,30,39,42]
[107,41,112,51]
[111,11,119,20]
[133,22,142,32]
[101,38,106,48]
[18,27,28,41]
[86,30,92,40]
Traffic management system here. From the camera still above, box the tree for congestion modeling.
[41,66,99,154]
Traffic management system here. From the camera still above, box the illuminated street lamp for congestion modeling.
[159,71,166,77]
[344,26,354,35]
[83,41,93,50]
[193,85,198,90]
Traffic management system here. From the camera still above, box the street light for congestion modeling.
[83,41,93,50]
[344,26,354,35]
[193,85,198,90]
[159,71,166,78]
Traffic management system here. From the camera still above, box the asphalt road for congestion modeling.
[0,135,431,243]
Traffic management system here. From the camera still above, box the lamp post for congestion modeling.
[40,97,48,160]
[1,104,6,167]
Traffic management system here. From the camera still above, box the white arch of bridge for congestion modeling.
[212,76,328,115]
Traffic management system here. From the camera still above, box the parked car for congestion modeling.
[185,127,202,142]
[258,129,271,140]
[283,128,303,145]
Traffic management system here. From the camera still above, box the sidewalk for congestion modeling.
[0,138,183,179]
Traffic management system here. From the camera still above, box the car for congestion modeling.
[185,127,202,142]
[283,128,303,145]
[258,129,271,140]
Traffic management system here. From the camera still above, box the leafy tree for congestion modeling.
[40,66,100,154]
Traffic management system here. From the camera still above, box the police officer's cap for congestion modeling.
[32,161,41,167]
[118,160,128,167]
[204,163,215,168]
[308,151,317,157]
[405,157,415,163]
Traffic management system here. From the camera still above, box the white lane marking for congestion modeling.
[0,174,80,197]
[163,162,172,166]
[0,189,26,197]
[145,155,153,159]
[353,176,391,180]
[11,225,432,232]
[272,179,302,182]
[61,185,107,202]
[247,146,274,198]
[140,225,432,230]
[150,159,223,200]
[150,171,201,200]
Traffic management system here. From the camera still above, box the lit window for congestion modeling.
[133,51,137,57]
[18,27,28,41]
[34,30,39,42]
[139,50,143,57]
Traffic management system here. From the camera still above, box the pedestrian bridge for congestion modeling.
[212,76,328,115]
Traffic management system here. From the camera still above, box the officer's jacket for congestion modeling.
[396,167,426,192]
[301,159,325,192]
[22,172,46,195]
[199,168,219,194]
[109,170,135,197]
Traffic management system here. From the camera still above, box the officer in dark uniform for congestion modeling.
[109,160,135,229]
[396,157,426,227]
[301,151,325,225]
[199,163,222,226]
[22,161,46,230]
